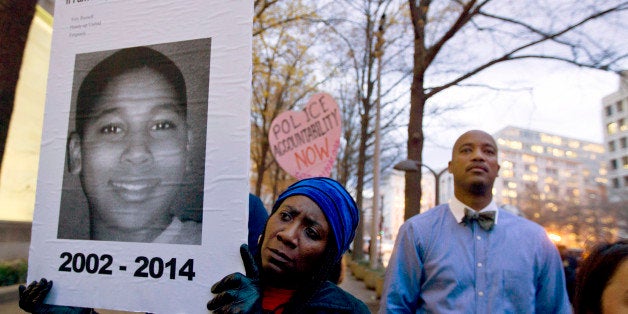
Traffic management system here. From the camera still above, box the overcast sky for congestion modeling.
[419,62,621,170]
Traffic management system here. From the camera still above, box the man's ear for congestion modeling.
[68,132,82,174]
[448,161,453,173]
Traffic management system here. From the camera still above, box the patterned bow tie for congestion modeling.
[462,207,496,231]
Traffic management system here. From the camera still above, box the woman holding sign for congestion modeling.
[207,177,369,313]
[21,177,365,313]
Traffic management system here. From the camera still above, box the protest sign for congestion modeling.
[269,93,341,179]
[27,1,251,313]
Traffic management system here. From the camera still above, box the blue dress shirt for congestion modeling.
[379,198,571,313]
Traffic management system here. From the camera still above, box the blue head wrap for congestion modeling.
[272,177,359,263]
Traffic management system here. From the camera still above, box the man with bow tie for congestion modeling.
[379,130,571,313]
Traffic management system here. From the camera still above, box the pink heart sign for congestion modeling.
[269,93,341,179]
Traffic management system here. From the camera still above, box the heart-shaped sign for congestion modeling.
[269,93,341,180]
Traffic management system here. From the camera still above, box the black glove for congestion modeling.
[19,278,53,313]
[207,244,262,314]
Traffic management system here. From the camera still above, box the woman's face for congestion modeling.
[70,67,189,239]
[602,259,628,314]
[260,195,329,286]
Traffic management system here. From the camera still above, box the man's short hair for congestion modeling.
[75,46,187,136]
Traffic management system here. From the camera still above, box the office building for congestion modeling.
[493,126,610,247]
[601,71,628,203]
[494,126,606,209]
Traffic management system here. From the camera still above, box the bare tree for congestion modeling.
[254,0,317,37]
[0,0,38,169]
[403,0,628,220]
[250,1,339,198]
[322,0,410,261]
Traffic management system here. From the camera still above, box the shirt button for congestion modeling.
[478,291,484,297]
[476,236,482,240]
[477,262,483,267]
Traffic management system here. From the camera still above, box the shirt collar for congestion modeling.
[449,196,499,225]
[152,217,182,243]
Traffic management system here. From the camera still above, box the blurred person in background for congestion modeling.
[558,244,579,304]
[574,239,628,314]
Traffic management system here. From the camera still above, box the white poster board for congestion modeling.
[27,1,251,313]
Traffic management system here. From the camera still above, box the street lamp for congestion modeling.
[369,13,386,270]
[393,160,448,206]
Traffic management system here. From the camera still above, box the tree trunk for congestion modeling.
[352,107,371,262]
[254,136,270,196]
[0,0,38,169]
[405,87,425,220]
[405,0,428,220]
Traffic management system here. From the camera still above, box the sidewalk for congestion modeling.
[0,284,20,313]
[339,265,380,313]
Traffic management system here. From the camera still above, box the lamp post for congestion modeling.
[369,13,385,270]
[393,160,447,206]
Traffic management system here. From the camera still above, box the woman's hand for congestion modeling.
[207,244,262,314]
[18,278,53,313]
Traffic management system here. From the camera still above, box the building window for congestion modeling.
[499,139,523,150]
[583,143,605,154]
[612,178,620,189]
[608,122,618,135]
[620,118,627,132]
[623,156,628,169]
[606,105,613,116]
[608,140,616,152]
[624,176,628,187]
[562,169,573,178]
[567,140,580,149]
[522,154,536,163]
[549,148,564,157]
[617,101,624,112]
[531,145,544,154]
[610,159,618,170]
[621,137,627,149]
[502,160,514,169]
[501,169,514,178]
[540,134,562,145]
[525,164,538,173]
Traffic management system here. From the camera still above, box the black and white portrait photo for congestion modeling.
[57,38,211,245]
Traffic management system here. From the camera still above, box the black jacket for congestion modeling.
[291,281,371,314]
